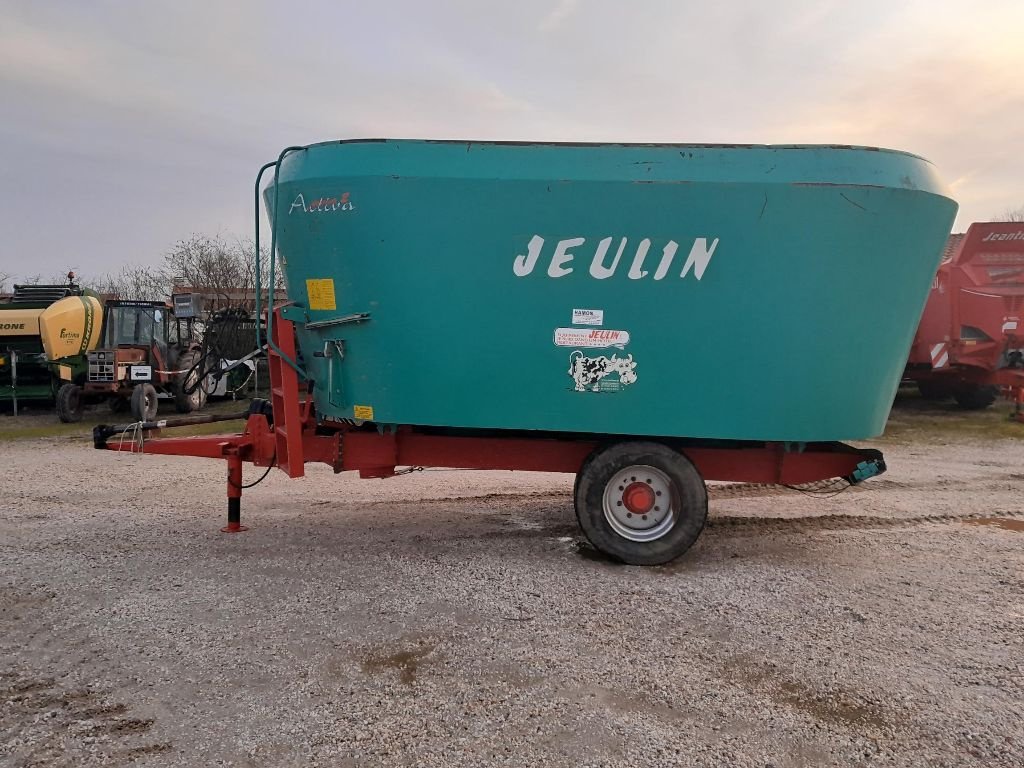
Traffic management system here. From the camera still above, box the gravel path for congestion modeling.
[1,430,1022,767]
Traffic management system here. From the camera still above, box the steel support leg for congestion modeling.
[221,453,249,533]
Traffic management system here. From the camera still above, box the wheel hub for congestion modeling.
[622,482,655,514]
[602,465,677,543]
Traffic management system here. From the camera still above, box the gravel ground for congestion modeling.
[1,415,1023,767]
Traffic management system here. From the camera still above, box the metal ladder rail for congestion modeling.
[254,147,308,379]
[267,312,305,478]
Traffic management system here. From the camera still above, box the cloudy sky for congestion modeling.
[2,0,1022,283]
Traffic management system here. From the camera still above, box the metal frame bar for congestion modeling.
[254,147,307,378]
[98,417,876,480]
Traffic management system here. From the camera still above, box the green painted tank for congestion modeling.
[264,140,957,442]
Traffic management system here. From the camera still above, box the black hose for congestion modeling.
[229,453,277,490]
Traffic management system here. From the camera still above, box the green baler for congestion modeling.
[1,283,101,406]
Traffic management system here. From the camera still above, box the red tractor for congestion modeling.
[905,222,1024,409]
[57,297,207,422]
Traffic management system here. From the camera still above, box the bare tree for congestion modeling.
[163,234,283,312]
[8,232,287,310]
[91,264,168,301]
[996,205,1024,222]
[233,237,285,305]
[164,234,240,309]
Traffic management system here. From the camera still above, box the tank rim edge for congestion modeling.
[289,137,932,163]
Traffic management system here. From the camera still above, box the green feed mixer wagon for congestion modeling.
[93,140,958,565]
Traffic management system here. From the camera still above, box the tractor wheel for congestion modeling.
[953,385,999,410]
[56,383,84,423]
[173,350,207,414]
[131,383,159,422]
[917,380,953,401]
[108,396,128,414]
[574,442,708,566]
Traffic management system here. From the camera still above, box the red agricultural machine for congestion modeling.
[904,222,1024,416]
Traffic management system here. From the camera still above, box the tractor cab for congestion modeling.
[57,294,207,423]
[99,301,172,377]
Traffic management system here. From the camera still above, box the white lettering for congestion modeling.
[680,238,719,280]
[549,237,584,278]
[627,239,652,280]
[513,235,545,277]
[653,241,678,280]
[287,192,354,214]
[513,234,720,281]
[288,194,307,215]
[590,237,628,279]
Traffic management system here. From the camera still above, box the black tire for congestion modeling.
[56,383,83,423]
[108,396,128,414]
[574,441,708,566]
[131,383,159,422]
[173,350,207,414]
[953,385,998,410]
[917,380,953,401]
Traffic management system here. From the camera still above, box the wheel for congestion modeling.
[130,383,159,422]
[108,396,128,414]
[574,441,708,566]
[953,385,998,410]
[173,350,207,413]
[917,380,953,401]
[56,383,83,423]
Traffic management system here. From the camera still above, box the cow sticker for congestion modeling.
[568,351,637,393]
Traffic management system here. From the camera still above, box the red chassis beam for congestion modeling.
[99,414,878,486]
[96,414,882,531]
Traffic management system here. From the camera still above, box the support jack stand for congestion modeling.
[221,454,249,533]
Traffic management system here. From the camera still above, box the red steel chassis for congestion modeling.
[93,310,884,532]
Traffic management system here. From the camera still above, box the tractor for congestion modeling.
[56,294,207,422]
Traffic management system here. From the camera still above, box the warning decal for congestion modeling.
[554,327,630,349]
[353,404,375,420]
[306,278,337,311]
[572,308,604,326]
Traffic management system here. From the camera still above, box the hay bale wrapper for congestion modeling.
[94,140,957,565]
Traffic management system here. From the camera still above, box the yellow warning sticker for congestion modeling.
[353,405,374,421]
[306,278,337,311]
